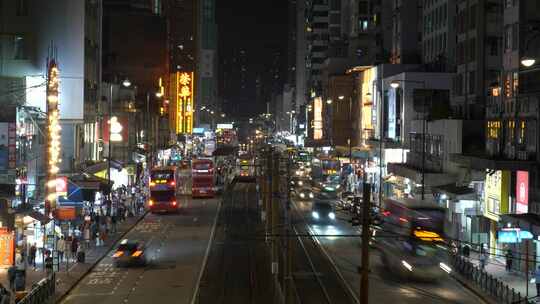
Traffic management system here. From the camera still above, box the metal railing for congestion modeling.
[451,255,533,304]
[18,273,55,304]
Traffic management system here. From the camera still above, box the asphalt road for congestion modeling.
[60,195,220,304]
[293,197,488,304]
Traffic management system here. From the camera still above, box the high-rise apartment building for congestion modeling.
[422,0,456,71]
[390,0,422,64]
[452,0,501,119]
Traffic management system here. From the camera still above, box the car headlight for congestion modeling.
[298,181,303,186]
[296,170,301,175]
[290,181,295,185]
[300,193,305,198]
[309,193,314,199]
[328,212,336,220]
[312,211,319,219]
[336,185,341,189]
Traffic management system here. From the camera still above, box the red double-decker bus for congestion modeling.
[148,166,179,213]
[192,159,215,198]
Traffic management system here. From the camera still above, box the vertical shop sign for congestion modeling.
[313,97,323,140]
[516,171,529,214]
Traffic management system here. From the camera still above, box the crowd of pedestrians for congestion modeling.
[2,183,148,300]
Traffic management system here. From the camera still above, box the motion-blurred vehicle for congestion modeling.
[148,190,179,213]
[293,187,314,201]
[113,239,146,267]
[315,174,342,193]
[290,176,311,189]
[374,198,451,281]
[149,166,178,191]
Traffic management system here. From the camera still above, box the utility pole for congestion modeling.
[271,151,280,299]
[265,149,273,242]
[360,183,371,304]
[285,151,293,304]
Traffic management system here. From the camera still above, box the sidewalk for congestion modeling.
[467,251,538,301]
[0,212,147,302]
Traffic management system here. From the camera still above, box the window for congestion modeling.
[16,0,28,16]
[504,72,512,97]
[518,121,526,144]
[487,121,501,139]
[507,120,515,142]
[469,4,476,30]
[505,25,512,51]
[512,23,519,50]
[358,1,369,14]
[359,18,369,32]
[13,36,27,60]
[513,72,519,94]
[488,37,499,56]
[469,38,476,62]
[469,71,476,93]
[330,0,341,11]
[330,13,341,24]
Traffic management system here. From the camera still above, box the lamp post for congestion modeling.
[338,94,353,165]
[389,79,428,201]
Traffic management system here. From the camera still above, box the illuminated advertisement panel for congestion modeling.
[516,171,529,214]
[175,72,195,134]
[483,170,510,221]
[313,97,323,140]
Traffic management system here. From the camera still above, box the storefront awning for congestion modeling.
[500,214,540,239]
[15,209,50,224]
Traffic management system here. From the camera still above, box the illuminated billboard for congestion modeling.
[483,170,509,221]
[313,97,323,140]
[171,71,195,134]
[516,171,529,214]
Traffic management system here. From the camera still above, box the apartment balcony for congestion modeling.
[450,152,537,171]
[387,162,456,188]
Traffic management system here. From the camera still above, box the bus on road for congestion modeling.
[148,166,180,213]
[192,159,215,198]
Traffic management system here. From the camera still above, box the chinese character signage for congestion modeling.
[174,71,194,134]
[516,171,529,214]
[483,170,510,221]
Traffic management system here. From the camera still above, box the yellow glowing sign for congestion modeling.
[313,97,323,140]
[413,230,443,242]
[175,71,194,134]
[483,170,510,221]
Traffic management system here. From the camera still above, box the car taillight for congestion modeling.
[171,201,177,206]
[113,251,124,258]
[132,250,143,257]
[169,181,176,186]
[148,200,154,206]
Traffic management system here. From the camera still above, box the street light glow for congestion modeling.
[390,80,400,88]
[326,99,332,104]
[122,78,131,87]
[521,57,536,67]
[338,95,345,100]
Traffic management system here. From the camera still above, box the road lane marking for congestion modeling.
[190,199,222,304]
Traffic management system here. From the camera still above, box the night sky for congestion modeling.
[217,0,289,115]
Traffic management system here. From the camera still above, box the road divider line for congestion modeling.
[190,199,222,304]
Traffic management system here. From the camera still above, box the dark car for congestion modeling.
[113,240,146,267]
[294,187,314,201]
[311,202,336,223]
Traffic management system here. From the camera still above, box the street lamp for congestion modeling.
[122,78,131,88]
[338,95,345,100]
[521,56,536,67]
[390,80,400,89]
[220,113,226,118]
[156,92,163,98]
[326,99,333,105]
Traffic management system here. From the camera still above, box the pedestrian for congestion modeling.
[7,265,15,290]
[111,214,117,233]
[83,226,91,249]
[28,243,36,268]
[63,236,71,263]
[479,252,487,270]
[0,283,9,304]
[71,237,79,262]
[44,250,53,275]
[505,248,513,272]
[57,237,65,263]
[462,244,470,259]
[535,265,540,297]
